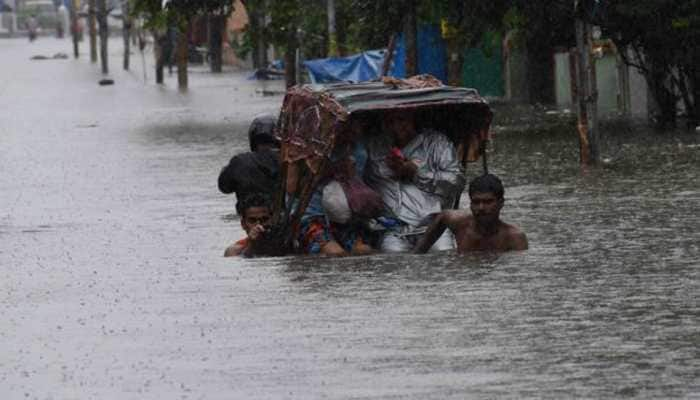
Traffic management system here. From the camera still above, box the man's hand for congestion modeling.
[248,224,266,241]
[387,154,418,180]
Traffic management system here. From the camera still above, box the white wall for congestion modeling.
[554,47,649,117]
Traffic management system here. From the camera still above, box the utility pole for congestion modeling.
[89,0,97,62]
[97,0,108,74]
[573,0,599,165]
[326,0,338,57]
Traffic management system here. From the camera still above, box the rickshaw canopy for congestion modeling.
[276,75,493,175]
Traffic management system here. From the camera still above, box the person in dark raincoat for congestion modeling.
[217,114,280,200]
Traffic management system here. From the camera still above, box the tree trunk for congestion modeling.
[284,49,296,87]
[154,31,164,84]
[327,0,338,57]
[257,9,268,68]
[284,29,297,88]
[676,63,699,129]
[248,8,260,69]
[97,0,108,74]
[69,0,79,58]
[176,24,189,90]
[446,38,463,86]
[122,0,131,71]
[248,6,268,69]
[647,61,677,129]
[381,34,396,77]
[525,40,554,104]
[691,49,700,128]
[573,15,599,165]
[692,71,700,128]
[403,0,417,77]
[209,14,223,73]
[89,0,97,63]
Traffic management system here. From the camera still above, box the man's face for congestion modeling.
[241,206,271,234]
[383,113,416,146]
[470,191,503,226]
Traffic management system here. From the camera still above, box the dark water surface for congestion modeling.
[1,38,699,399]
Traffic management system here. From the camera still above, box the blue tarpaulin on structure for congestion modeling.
[303,49,399,84]
[303,24,447,84]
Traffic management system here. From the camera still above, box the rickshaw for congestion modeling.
[255,74,493,256]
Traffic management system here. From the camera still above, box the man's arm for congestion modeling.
[414,210,466,253]
[509,229,529,251]
[412,132,465,199]
[224,243,245,257]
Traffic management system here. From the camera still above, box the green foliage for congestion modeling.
[131,0,234,31]
[340,0,404,51]
[229,28,253,60]
[599,0,700,125]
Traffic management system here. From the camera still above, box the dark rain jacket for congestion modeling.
[217,149,280,199]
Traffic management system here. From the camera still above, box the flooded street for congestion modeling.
[2,38,699,399]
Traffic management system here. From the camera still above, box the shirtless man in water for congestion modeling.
[414,174,528,253]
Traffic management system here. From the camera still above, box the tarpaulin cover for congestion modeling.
[303,50,399,84]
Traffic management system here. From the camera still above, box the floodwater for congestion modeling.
[1,38,699,399]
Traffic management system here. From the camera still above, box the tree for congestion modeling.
[240,0,269,69]
[512,0,574,104]
[251,0,323,86]
[131,0,235,88]
[598,0,700,128]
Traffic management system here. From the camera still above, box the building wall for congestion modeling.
[554,52,573,109]
[596,54,619,115]
[554,46,649,117]
[222,0,251,68]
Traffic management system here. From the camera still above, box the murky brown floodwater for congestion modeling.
[1,37,698,399]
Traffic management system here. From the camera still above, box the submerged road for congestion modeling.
[1,37,699,399]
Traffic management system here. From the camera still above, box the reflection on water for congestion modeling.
[1,38,698,399]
